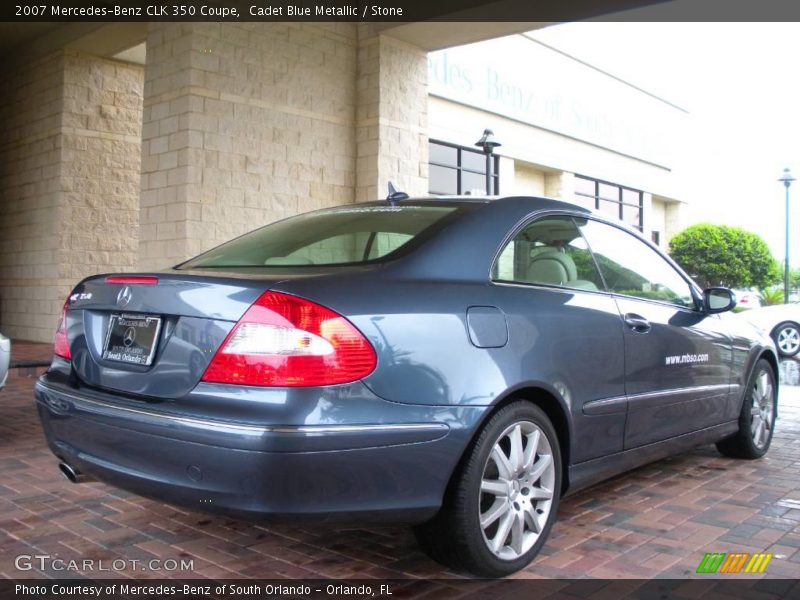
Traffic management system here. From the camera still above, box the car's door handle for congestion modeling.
[624,313,651,333]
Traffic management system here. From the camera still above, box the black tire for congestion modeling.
[771,321,800,357]
[414,402,562,577]
[716,358,777,459]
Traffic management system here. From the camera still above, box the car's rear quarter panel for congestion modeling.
[274,269,627,468]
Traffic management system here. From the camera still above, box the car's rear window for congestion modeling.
[178,204,460,268]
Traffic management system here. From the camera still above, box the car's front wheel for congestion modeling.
[772,321,800,357]
[414,402,561,577]
[716,358,777,459]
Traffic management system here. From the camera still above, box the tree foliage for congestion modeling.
[668,223,780,289]
[789,267,800,290]
[760,287,784,306]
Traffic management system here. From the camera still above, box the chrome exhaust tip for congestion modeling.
[58,462,92,483]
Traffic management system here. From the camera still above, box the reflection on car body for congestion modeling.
[732,289,762,310]
[734,302,800,357]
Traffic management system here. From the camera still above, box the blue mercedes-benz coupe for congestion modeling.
[36,196,778,576]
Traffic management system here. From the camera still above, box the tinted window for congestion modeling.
[180,205,458,268]
[461,171,486,195]
[366,232,413,259]
[493,216,604,291]
[429,143,456,165]
[578,219,696,308]
[428,140,499,195]
[430,165,458,195]
[574,175,643,231]
[461,151,486,172]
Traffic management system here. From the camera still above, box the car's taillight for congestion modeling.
[201,291,377,387]
[54,300,71,360]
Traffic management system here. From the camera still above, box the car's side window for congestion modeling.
[280,233,366,264]
[493,216,604,291]
[577,218,697,309]
[273,231,414,265]
[366,232,413,259]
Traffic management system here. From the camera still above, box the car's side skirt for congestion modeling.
[565,420,739,496]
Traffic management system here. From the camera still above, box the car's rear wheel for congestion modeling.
[772,321,800,357]
[414,402,561,577]
[716,358,777,459]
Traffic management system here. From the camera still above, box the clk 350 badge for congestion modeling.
[69,292,92,302]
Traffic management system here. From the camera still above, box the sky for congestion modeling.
[530,22,800,265]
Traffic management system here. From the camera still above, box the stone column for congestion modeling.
[59,51,143,289]
[0,50,142,342]
[0,52,65,341]
[497,157,515,195]
[664,201,685,244]
[355,33,428,202]
[544,170,574,200]
[138,22,359,270]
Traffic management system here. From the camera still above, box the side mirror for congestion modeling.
[704,287,736,313]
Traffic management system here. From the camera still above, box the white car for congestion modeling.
[733,289,762,310]
[0,333,9,389]
[735,303,800,357]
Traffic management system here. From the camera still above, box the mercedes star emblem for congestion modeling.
[117,285,132,308]
[123,327,136,347]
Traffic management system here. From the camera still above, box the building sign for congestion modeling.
[428,36,685,168]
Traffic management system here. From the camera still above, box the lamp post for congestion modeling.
[475,129,501,195]
[779,167,796,304]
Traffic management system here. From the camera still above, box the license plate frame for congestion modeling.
[102,313,162,367]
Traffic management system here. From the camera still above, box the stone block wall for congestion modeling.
[0,53,65,342]
[139,22,360,269]
[59,52,143,284]
[513,164,546,196]
[544,171,573,200]
[0,50,143,342]
[355,34,428,202]
[664,200,685,245]
[0,22,433,339]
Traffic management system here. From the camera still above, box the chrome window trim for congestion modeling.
[583,383,736,415]
[626,383,732,403]
[489,209,705,314]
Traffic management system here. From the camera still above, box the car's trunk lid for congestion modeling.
[65,272,280,399]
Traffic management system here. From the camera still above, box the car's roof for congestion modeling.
[357,195,593,213]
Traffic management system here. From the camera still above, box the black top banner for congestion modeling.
[5,0,800,22]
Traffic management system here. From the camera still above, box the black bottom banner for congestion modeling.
[1,579,799,600]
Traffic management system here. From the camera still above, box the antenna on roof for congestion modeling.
[387,181,409,205]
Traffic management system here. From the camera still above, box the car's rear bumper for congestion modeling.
[35,371,485,523]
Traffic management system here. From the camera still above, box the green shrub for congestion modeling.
[760,287,784,306]
[669,224,780,289]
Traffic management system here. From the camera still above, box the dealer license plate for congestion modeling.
[102,314,162,366]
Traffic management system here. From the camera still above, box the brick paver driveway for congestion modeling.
[1,343,798,580]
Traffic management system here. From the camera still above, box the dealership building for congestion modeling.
[0,21,688,342]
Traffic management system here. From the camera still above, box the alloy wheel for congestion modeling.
[776,325,800,355]
[478,421,555,561]
[750,368,775,449]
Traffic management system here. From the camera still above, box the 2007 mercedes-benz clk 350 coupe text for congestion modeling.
[36,196,778,576]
